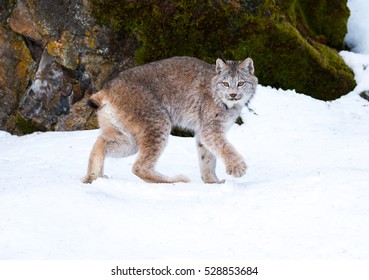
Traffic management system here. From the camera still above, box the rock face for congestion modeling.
[2,0,134,134]
[0,0,356,135]
[0,24,35,133]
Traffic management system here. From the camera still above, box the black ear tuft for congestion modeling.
[239,58,255,75]
[216,58,228,74]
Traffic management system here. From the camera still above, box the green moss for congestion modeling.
[297,0,349,49]
[230,20,355,100]
[91,0,247,63]
[284,0,350,49]
[16,115,39,135]
[90,0,355,100]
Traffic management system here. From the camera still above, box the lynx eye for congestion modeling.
[222,82,230,87]
[237,81,245,87]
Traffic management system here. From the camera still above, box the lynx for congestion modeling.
[82,56,257,184]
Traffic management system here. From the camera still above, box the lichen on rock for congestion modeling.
[0,24,35,134]
[46,31,80,70]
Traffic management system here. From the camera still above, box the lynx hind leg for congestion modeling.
[196,138,225,184]
[132,123,190,183]
[81,135,106,183]
[81,126,138,184]
[104,129,138,158]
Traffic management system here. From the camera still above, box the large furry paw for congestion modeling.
[81,174,108,183]
[205,179,226,184]
[171,174,191,183]
[81,175,98,184]
[226,160,247,178]
[202,175,225,184]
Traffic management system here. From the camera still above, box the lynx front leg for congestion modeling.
[81,136,106,183]
[222,143,247,177]
[199,130,247,178]
[196,137,225,184]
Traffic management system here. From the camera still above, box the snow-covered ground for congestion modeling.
[1,0,369,260]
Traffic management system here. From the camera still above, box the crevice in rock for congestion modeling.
[23,37,43,64]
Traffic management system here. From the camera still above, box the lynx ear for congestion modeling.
[216,58,228,74]
[239,58,255,75]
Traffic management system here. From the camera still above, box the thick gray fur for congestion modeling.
[82,56,258,184]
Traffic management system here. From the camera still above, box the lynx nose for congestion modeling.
[229,93,237,98]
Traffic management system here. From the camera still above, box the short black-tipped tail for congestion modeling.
[87,98,100,110]
[87,91,103,110]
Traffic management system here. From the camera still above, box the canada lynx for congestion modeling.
[82,56,257,184]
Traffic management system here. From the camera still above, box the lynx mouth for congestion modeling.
[227,97,241,101]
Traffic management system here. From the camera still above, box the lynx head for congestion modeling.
[212,58,258,109]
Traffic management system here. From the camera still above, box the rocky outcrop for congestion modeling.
[0,24,35,133]
[2,0,134,134]
[19,50,90,130]
[0,0,356,135]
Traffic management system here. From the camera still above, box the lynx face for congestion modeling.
[212,58,257,109]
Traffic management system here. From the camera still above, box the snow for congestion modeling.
[1,0,369,260]
[345,0,369,54]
